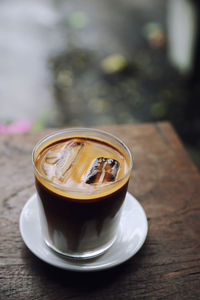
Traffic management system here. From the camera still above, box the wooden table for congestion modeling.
[1,122,200,299]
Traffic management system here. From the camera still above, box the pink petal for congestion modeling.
[0,120,32,133]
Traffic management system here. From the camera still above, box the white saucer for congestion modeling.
[19,192,148,272]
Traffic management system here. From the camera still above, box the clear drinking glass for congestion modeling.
[32,128,133,259]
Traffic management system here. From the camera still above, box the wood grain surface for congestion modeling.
[0,122,200,300]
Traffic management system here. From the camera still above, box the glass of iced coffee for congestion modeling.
[32,128,133,259]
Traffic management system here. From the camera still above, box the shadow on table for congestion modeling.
[21,242,148,292]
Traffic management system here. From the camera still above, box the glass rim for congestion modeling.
[32,127,133,194]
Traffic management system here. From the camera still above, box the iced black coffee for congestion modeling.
[32,128,132,259]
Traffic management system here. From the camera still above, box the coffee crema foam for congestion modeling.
[34,137,130,200]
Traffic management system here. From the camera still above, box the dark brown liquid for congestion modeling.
[34,137,130,254]
[36,177,129,252]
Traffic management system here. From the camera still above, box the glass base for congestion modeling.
[44,235,117,260]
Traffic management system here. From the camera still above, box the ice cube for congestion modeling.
[43,143,65,165]
[55,140,84,182]
[85,157,120,184]
[45,152,61,164]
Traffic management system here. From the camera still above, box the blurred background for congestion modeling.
[0,0,199,168]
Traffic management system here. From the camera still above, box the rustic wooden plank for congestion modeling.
[0,122,200,299]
